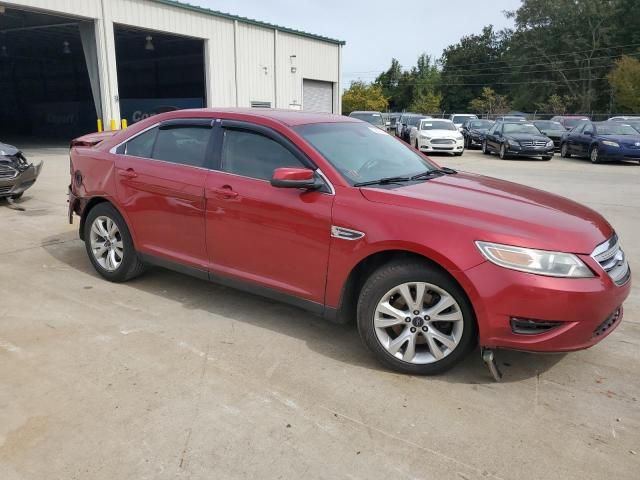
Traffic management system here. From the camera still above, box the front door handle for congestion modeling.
[118,168,138,179]
[210,186,238,199]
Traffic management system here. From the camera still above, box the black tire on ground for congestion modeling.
[542,155,552,161]
[415,140,419,150]
[356,259,477,375]
[10,192,23,200]
[560,143,571,158]
[464,136,470,149]
[482,140,490,155]
[83,202,146,282]
[499,143,509,160]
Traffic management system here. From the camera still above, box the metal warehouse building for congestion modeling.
[0,0,344,139]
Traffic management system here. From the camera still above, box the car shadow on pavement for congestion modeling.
[42,231,566,384]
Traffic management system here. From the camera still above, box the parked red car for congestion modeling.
[68,109,631,375]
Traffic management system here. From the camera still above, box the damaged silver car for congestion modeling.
[0,142,42,200]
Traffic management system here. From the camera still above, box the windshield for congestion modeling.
[503,123,541,135]
[295,123,437,185]
[452,115,476,124]
[624,121,640,132]
[469,120,493,129]
[596,123,638,135]
[534,121,563,130]
[350,112,384,125]
[422,120,457,131]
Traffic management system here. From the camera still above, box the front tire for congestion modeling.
[560,143,571,158]
[499,143,509,160]
[590,145,600,164]
[482,140,490,155]
[357,260,476,375]
[84,202,146,282]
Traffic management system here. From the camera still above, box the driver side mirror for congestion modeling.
[271,167,322,190]
[584,130,593,136]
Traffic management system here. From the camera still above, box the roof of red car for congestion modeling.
[183,108,359,127]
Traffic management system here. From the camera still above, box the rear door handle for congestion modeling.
[210,186,238,199]
[118,168,138,179]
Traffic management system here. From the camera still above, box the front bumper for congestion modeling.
[0,161,43,197]
[460,258,631,352]
[505,146,555,157]
[418,138,464,153]
[598,145,640,162]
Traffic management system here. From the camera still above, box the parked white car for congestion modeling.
[410,118,465,155]
[449,113,478,131]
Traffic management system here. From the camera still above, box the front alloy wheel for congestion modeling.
[482,140,489,154]
[373,282,464,364]
[561,143,570,158]
[499,143,508,159]
[590,145,600,163]
[357,260,476,375]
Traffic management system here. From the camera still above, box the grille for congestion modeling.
[0,165,18,179]
[591,234,630,286]
[431,138,455,145]
[0,185,12,194]
[593,308,621,337]
[519,140,548,148]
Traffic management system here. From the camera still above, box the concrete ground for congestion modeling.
[1,145,639,480]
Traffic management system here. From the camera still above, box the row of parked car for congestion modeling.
[348,110,640,164]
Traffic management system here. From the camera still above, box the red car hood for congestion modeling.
[359,171,613,254]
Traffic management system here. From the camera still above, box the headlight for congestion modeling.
[602,140,619,148]
[507,139,520,148]
[546,140,554,147]
[456,135,463,140]
[420,134,431,140]
[475,241,594,278]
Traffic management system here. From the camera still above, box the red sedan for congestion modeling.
[68,109,631,376]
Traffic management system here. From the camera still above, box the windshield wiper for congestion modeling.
[411,167,458,180]
[354,176,412,187]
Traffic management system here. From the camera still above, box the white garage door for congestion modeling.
[303,79,333,113]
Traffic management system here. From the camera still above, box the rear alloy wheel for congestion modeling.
[560,143,570,158]
[357,260,476,375]
[590,145,600,163]
[84,202,146,282]
[482,140,490,155]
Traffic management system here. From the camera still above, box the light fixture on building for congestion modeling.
[145,35,154,51]
[63,41,71,54]
[290,54,297,74]
[1,46,7,58]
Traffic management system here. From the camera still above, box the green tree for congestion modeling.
[341,81,388,115]
[536,94,573,114]
[468,87,510,115]
[608,56,640,112]
[439,26,508,112]
[409,92,442,113]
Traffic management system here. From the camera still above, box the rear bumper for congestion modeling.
[459,260,631,352]
[0,161,43,197]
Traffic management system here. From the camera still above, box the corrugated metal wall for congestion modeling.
[3,0,341,119]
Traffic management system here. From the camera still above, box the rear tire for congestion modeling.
[357,260,477,375]
[83,202,146,282]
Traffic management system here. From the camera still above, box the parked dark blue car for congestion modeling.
[560,121,640,164]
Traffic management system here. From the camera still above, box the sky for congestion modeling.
[189,0,522,87]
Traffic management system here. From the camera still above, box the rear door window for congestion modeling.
[151,124,212,168]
